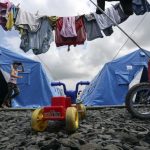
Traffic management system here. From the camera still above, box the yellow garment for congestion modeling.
[6,11,14,30]
[49,16,59,28]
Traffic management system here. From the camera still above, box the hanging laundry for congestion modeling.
[0,2,7,30]
[96,0,105,14]
[83,14,103,41]
[0,0,12,10]
[49,16,59,29]
[6,8,14,30]
[60,17,77,38]
[84,13,114,38]
[11,5,19,20]
[96,0,133,15]
[0,16,7,30]
[55,16,86,48]
[94,4,121,30]
[119,0,133,15]
[20,17,54,55]
[0,2,7,14]
[132,0,150,15]
[114,3,129,23]
[15,8,41,32]
[103,27,113,36]
[0,1,16,31]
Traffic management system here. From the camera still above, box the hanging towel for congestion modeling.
[60,17,77,38]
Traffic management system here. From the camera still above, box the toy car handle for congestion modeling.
[75,81,90,95]
[51,82,67,94]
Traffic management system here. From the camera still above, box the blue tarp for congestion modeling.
[0,47,61,108]
[81,49,150,106]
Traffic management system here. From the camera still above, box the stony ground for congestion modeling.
[0,108,150,150]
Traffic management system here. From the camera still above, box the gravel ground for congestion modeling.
[0,108,150,150]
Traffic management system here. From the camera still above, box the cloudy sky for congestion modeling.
[0,0,150,90]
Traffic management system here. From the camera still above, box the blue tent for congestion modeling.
[0,46,61,108]
[81,49,150,106]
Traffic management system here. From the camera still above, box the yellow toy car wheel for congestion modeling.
[31,108,48,132]
[77,104,86,120]
[66,107,79,132]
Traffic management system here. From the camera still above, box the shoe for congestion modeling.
[1,104,8,108]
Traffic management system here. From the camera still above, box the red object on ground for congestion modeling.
[42,97,71,121]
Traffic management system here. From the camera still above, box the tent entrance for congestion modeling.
[0,69,8,106]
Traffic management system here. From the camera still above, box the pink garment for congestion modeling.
[1,0,12,10]
[60,17,77,38]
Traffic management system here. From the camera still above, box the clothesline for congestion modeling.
[0,0,150,55]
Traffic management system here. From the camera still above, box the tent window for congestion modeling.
[17,72,30,85]
[115,71,130,85]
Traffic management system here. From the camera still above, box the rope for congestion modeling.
[112,13,148,60]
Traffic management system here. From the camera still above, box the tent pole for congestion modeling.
[89,0,150,58]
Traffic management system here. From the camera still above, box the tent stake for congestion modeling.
[89,0,150,58]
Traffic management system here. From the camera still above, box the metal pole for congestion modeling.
[89,0,150,58]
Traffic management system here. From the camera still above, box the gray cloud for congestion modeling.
[1,0,150,89]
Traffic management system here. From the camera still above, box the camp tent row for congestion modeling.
[0,46,61,108]
[0,47,149,107]
[81,49,150,106]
